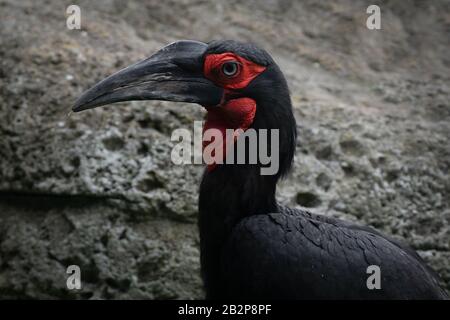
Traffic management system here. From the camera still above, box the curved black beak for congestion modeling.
[72,40,223,112]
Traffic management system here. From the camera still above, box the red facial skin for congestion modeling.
[204,53,266,90]
[202,53,266,170]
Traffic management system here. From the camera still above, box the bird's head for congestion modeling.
[73,40,296,176]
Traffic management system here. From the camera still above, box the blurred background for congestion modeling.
[0,0,449,299]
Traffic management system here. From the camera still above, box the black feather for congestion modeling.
[198,40,448,300]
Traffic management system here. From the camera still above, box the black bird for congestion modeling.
[73,40,448,299]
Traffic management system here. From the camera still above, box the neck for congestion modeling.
[199,65,295,227]
[197,67,296,297]
[198,164,278,297]
[199,165,278,231]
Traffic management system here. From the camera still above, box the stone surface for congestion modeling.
[0,0,448,298]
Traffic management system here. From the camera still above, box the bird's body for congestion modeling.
[199,158,447,300]
[73,40,448,299]
[224,209,447,299]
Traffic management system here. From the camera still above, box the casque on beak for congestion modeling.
[72,40,223,112]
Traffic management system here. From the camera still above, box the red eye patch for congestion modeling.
[204,53,266,90]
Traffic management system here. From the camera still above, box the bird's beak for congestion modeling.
[72,40,223,112]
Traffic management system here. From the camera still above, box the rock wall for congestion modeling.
[0,0,448,298]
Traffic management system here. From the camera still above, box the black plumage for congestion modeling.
[73,40,448,300]
[199,41,447,300]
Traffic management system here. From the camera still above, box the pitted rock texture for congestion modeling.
[0,0,448,298]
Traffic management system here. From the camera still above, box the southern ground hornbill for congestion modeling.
[73,40,448,299]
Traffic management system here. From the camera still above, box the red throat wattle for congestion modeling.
[203,98,256,171]
[201,52,265,171]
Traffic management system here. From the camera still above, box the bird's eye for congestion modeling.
[221,61,239,77]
